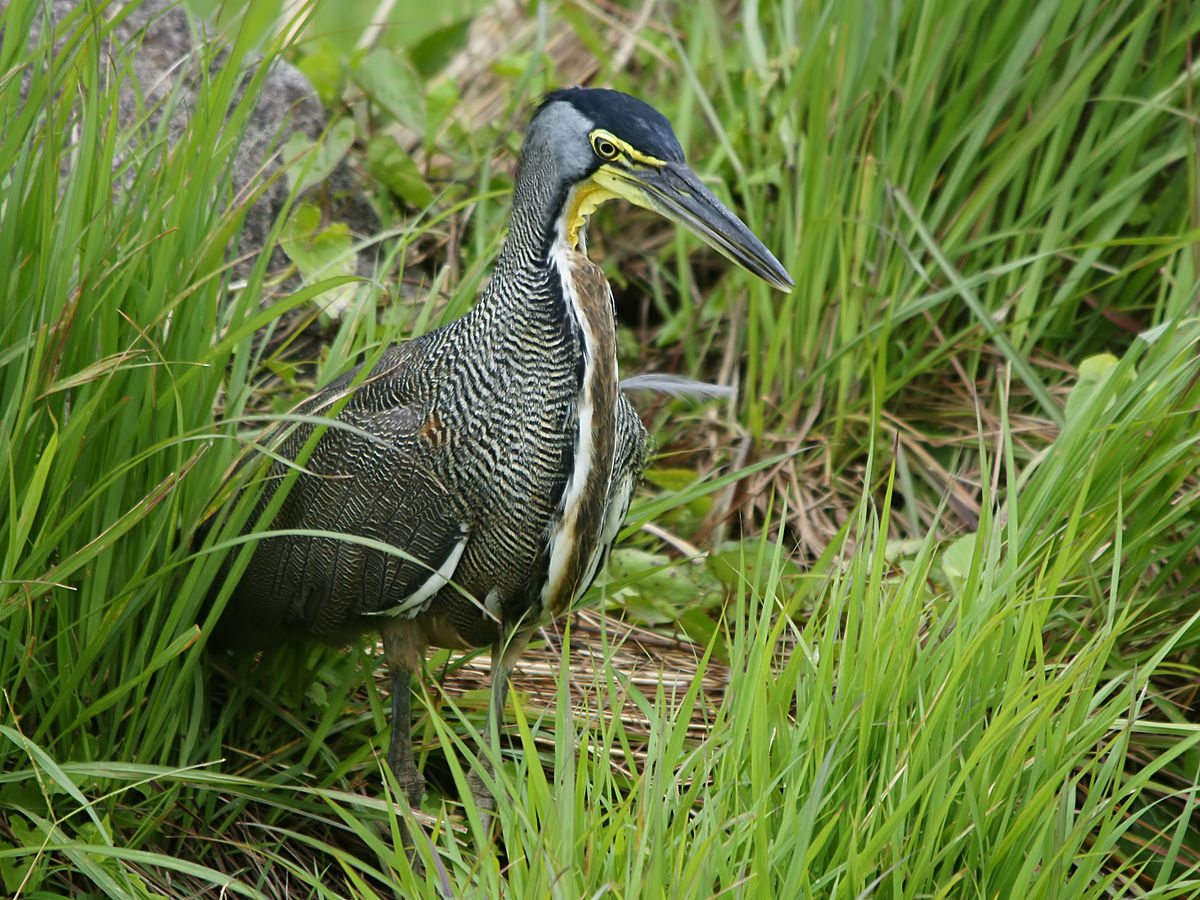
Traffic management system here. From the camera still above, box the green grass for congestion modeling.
[2,0,1199,896]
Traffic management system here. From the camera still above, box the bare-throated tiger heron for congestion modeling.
[213,87,792,820]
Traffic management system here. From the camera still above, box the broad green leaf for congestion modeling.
[366,134,436,209]
[282,117,356,196]
[354,49,424,131]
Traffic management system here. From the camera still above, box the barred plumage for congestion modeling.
[227,253,637,643]
[213,87,792,831]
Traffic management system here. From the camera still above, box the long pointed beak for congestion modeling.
[598,161,794,292]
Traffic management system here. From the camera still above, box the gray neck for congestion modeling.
[493,100,595,283]
[496,142,568,277]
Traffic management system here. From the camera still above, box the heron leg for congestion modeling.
[381,621,426,810]
[466,625,534,821]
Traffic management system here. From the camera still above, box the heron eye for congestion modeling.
[592,135,620,161]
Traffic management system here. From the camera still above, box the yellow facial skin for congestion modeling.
[561,127,793,293]
[563,130,667,250]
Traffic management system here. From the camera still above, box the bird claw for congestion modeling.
[465,766,499,837]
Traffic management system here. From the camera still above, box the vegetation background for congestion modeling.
[2,0,1199,896]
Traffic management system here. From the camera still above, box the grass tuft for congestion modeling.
[2,0,1198,896]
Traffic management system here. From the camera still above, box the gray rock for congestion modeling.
[4,0,379,286]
